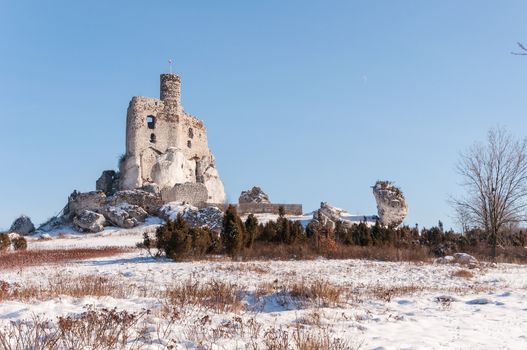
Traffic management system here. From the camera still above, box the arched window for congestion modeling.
[150,133,156,143]
[187,140,192,148]
[188,128,194,139]
[147,115,156,129]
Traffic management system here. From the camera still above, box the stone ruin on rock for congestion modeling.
[96,73,226,206]
[239,187,270,204]
[41,72,229,233]
[236,186,303,216]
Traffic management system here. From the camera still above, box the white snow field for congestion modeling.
[1,223,526,349]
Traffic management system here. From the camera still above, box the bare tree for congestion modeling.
[453,127,527,259]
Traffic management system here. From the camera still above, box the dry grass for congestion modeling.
[0,274,134,302]
[287,280,344,307]
[261,325,354,350]
[452,269,474,279]
[0,310,357,350]
[254,279,345,309]
[368,284,425,302]
[0,247,133,269]
[164,278,244,313]
[215,262,269,274]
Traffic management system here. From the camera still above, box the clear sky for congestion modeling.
[1,0,527,230]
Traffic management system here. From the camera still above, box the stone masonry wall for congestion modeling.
[160,182,209,205]
[237,203,303,216]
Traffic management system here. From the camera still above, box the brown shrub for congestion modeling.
[292,325,352,350]
[242,242,431,263]
[452,269,474,279]
[326,245,430,262]
[165,279,243,313]
[368,284,425,302]
[0,306,147,350]
[288,280,343,307]
[466,245,527,264]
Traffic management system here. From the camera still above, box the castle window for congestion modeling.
[150,133,156,143]
[188,128,194,139]
[187,140,192,148]
[147,115,156,129]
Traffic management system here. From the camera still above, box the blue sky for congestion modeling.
[1,0,526,230]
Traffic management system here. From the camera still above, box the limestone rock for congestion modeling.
[73,210,106,233]
[9,215,35,235]
[119,156,142,190]
[151,148,195,190]
[434,256,455,264]
[141,182,160,195]
[372,181,408,227]
[108,190,162,215]
[453,253,479,266]
[312,202,352,230]
[159,202,224,231]
[67,191,106,218]
[37,215,67,233]
[434,253,478,267]
[160,182,209,205]
[96,170,119,195]
[203,165,226,204]
[103,203,147,229]
[239,186,270,204]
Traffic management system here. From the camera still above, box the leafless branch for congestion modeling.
[511,42,527,55]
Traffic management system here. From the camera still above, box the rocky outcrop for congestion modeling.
[55,189,160,232]
[435,253,479,268]
[73,210,106,233]
[312,202,352,230]
[239,186,270,204]
[141,182,160,195]
[160,182,209,205]
[372,181,408,227]
[159,202,224,231]
[66,191,106,218]
[96,170,119,195]
[151,148,195,190]
[202,164,226,204]
[107,190,162,215]
[9,215,35,235]
[103,203,147,229]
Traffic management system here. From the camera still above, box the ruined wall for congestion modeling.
[122,74,213,189]
[237,203,303,216]
[160,182,209,205]
[119,73,226,205]
[179,113,210,160]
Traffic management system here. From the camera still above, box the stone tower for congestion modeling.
[119,73,226,205]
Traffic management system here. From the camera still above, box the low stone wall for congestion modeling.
[162,202,303,216]
[161,182,209,206]
[236,203,303,216]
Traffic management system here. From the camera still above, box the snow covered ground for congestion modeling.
[1,225,527,349]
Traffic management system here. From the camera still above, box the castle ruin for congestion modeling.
[108,73,226,205]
